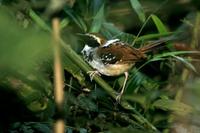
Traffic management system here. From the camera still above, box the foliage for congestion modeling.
[0,0,200,132]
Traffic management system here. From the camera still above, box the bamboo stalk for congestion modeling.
[52,18,65,133]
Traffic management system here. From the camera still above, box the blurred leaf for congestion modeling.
[63,54,86,86]
[118,32,136,44]
[29,9,51,32]
[136,32,174,42]
[152,99,193,115]
[101,22,123,38]
[124,69,160,94]
[77,94,98,112]
[47,0,66,13]
[130,0,146,23]
[151,14,168,33]
[89,0,104,15]
[30,123,51,133]
[110,126,151,133]
[79,128,87,133]
[151,14,177,50]
[89,4,105,33]
[60,18,70,30]
[0,8,53,112]
[9,122,52,133]
[64,7,87,32]
[66,128,73,133]
[172,55,197,73]
[185,79,200,111]
[124,94,146,107]
[152,51,200,60]
[101,22,136,43]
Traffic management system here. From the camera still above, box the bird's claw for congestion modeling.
[87,70,101,81]
[115,92,123,103]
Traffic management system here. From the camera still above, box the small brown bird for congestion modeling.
[81,33,172,101]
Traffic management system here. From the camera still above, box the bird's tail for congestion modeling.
[139,36,176,53]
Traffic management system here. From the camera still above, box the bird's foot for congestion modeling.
[115,92,123,103]
[115,72,129,103]
[87,70,101,81]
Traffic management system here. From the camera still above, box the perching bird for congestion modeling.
[81,33,172,101]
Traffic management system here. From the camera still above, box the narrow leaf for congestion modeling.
[136,32,174,42]
[172,55,197,73]
[130,0,146,23]
[60,18,70,30]
[151,14,168,33]
[89,4,105,33]
[152,99,193,115]
[29,9,51,32]
[153,51,200,59]
[64,7,87,32]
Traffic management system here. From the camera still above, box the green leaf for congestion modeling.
[60,18,70,30]
[64,7,87,32]
[89,4,105,33]
[136,32,174,42]
[29,9,51,32]
[101,22,123,38]
[151,14,177,50]
[130,0,146,23]
[63,54,86,87]
[151,14,168,33]
[31,123,51,133]
[77,94,98,112]
[79,128,87,133]
[118,32,136,44]
[152,99,193,115]
[0,10,53,112]
[172,55,197,73]
[89,0,105,15]
[124,68,160,94]
[125,94,146,108]
[152,51,200,59]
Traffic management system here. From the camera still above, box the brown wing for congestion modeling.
[96,42,146,65]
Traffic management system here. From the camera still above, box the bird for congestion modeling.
[81,33,172,102]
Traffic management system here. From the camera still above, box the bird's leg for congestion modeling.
[116,72,128,102]
[87,70,101,81]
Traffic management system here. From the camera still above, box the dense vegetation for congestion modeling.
[0,0,200,132]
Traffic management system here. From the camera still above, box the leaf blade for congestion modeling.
[130,0,146,23]
[89,4,105,33]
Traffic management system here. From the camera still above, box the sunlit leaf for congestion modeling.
[151,14,168,33]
